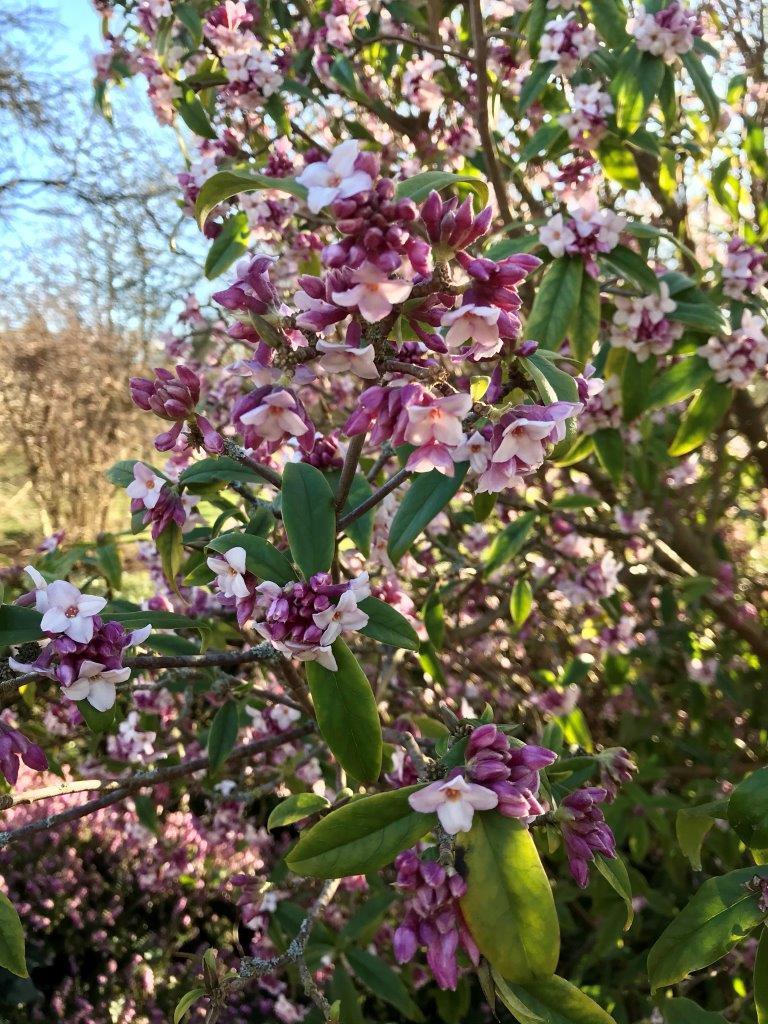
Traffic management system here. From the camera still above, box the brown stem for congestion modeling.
[337,467,410,529]
[334,432,366,512]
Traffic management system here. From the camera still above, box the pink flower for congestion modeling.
[312,589,369,646]
[441,305,503,358]
[296,139,374,214]
[315,340,379,379]
[408,774,499,834]
[37,579,107,644]
[331,262,413,323]
[61,659,130,712]
[207,547,251,600]
[234,386,315,451]
[126,463,165,510]
[404,393,472,448]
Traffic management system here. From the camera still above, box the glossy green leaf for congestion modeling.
[510,578,534,628]
[570,272,601,364]
[0,605,45,646]
[204,211,250,279]
[662,997,728,1024]
[526,257,584,350]
[519,61,556,113]
[195,169,307,227]
[584,0,629,48]
[484,512,537,574]
[304,639,382,784]
[105,458,143,488]
[207,532,296,585]
[593,429,625,484]
[728,767,768,849]
[267,793,330,830]
[357,596,420,650]
[174,988,205,1024]
[647,357,711,411]
[346,947,424,1021]
[669,301,726,334]
[668,380,733,457]
[614,48,665,131]
[600,244,660,294]
[676,800,728,871]
[281,461,336,578]
[423,592,445,649]
[395,170,488,207]
[174,88,216,139]
[78,700,117,734]
[156,521,184,590]
[494,972,617,1024]
[647,865,768,989]
[458,813,560,982]
[0,892,28,978]
[681,51,720,123]
[207,700,239,772]
[286,785,430,877]
[622,352,656,421]
[387,464,468,564]
[594,854,634,931]
[328,470,374,556]
[178,456,273,487]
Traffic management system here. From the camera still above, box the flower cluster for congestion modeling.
[219,567,372,670]
[540,197,626,276]
[722,238,768,301]
[126,463,195,540]
[538,14,598,75]
[9,568,150,711]
[233,385,316,453]
[609,282,683,362]
[130,364,224,455]
[697,312,768,388]
[629,2,701,63]
[204,1,283,108]
[559,83,614,148]
[0,718,47,785]
[558,786,617,887]
[393,849,479,991]
[465,724,556,821]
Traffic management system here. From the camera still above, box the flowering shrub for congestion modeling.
[1,1,768,1023]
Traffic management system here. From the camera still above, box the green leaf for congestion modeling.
[346,947,424,1021]
[329,965,365,1024]
[328,470,374,556]
[525,258,584,350]
[662,997,728,1024]
[0,892,28,978]
[729,767,768,849]
[646,865,768,990]
[103,607,207,632]
[521,123,568,163]
[647,357,712,411]
[458,813,560,982]
[570,272,601,364]
[668,380,733,457]
[621,353,656,421]
[195,169,307,227]
[484,512,537,575]
[524,352,581,404]
[174,988,206,1024]
[494,972,617,1024]
[204,211,250,279]
[387,464,468,564]
[584,0,629,48]
[96,535,122,590]
[510,578,534,628]
[268,793,330,830]
[614,48,665,131]
[207,700,239,772]
[156,521,185,591]
[518,61,556,113]
[594,854,634,931]
[207,532,296,585]
[286,785,431,877]
[105,458,142,488]
[395,171,489,207]
[423,592,445,649]
[593,429,625,484]
[305,639,382,784]
[669,301,726,334]
[756,928,768,1024]
[174,88,217,139]
[357,596,420,650]
[598,137,641,189]
[79,701,117,734]
[281,462,336,578]
[600,245,660,294]
[676,800,728,871]
[178,456,273,487]
[0,605,45,646]
[681,51,719,123]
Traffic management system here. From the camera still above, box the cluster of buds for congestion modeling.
[597,747,638,799]
[393,850,479,991]
[126,463,192,540]
[130,365,224,455]
[213,255,282,319]
[722,239,768,301]
[9,568,150,712]
[540,197,626,277]
[233,385,315,453]
[420,191,493,256]
[465,724,556,821]
[629,2,701,63]
[556,786,617,887]
[249,572,371,670]
[559,83,614,148]
[609,282,683,362]
[0,719,47,786]
[698,312,768,388]
[538,13,598,75]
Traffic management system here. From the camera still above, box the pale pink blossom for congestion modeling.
[296,140,374,214]
[126,463,165,510]
[331,262,413,323]
[61,660,130,711]
[409,774,499,834]
[37,579,107,644]
[312,590,369,646]
[239,390,311,442]
[207,547,251,600]
[316,340,379,379]
[442,305,503,358]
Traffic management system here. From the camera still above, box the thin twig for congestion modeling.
[334,433,366,512]
[338,467,410,529]
[222,439,282,488]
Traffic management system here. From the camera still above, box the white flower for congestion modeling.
[331,262,413,323]
[312,590,369,646]
[453,430,492,474]
[239,391,308,441]
[540,213,577,258]
[24,565,51,613]
[408,774,499,834]
[316,341,379,379]
[441,305,502,358]
[296,140,373,214]
[492,417,556,467]
[126,463,165,510]
[207,546,250,599]
[404,394,472,448]
[39,580,107,644]
[62,659,130,711]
